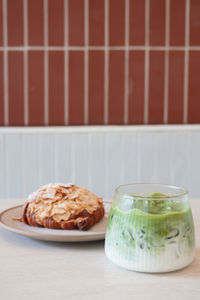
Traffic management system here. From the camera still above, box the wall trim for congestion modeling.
[0,124,200,134]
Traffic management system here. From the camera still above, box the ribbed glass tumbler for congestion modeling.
[105,183,195,273]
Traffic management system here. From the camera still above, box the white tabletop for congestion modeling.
[0,199,199,300]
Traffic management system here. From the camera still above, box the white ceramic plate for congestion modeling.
[0,200,111,242]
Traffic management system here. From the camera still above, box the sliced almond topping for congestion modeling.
[27,183,103,222]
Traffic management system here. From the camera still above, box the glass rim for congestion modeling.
[115,183,188,199]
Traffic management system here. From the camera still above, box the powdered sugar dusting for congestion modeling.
[43,182,73,189]
[68,193,78,199]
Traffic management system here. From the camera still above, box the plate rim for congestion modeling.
[0,202,111,242]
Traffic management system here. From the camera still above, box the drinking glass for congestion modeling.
[105,183,195,272]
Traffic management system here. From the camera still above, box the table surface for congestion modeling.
[0,199,199,300]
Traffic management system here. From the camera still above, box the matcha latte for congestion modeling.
[105,184,195,272]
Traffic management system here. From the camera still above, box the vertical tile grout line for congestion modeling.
[104,0,109,125]
[2,0,8,126]
[23,0,28,126]
[124,0,129,125]
[64,0,69,125]
[144,0,150,124]
[84,0,89,125]
[44,0,49,126]
[183,0,190,124]
[163,0,170,124]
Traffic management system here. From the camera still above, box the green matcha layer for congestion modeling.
[106,195,195,256]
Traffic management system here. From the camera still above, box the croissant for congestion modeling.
[21,183,105,231]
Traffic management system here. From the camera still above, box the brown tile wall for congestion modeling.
[8,51,24,125]
[0,52,4,125]
[0,0,200,126]
[128,51,145,124]
[28,0,44,46]
[168,51,184,123]
[89,50,104,124]
[0,0,3,46]
[28,51,44,125]
[68,51,84,125]
[148,51,165,124]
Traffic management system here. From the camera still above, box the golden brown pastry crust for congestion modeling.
[21,183,105,231]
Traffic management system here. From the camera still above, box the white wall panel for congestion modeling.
[169,132,190,190]
[54,134,72,184]
[88,133,106,198]
[38,134,55,186]
[105,133,123,199]
[121,133,138,185]
[21,134,39,198]
[153,132,170,184]
[189,131,200,197]
[137,132,156,182]
[0,135,5,198]
[71,133,89,188]
[5,134,22,198]
[0,126,200,199]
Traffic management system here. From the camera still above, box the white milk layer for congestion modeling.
[105,242,195,273]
